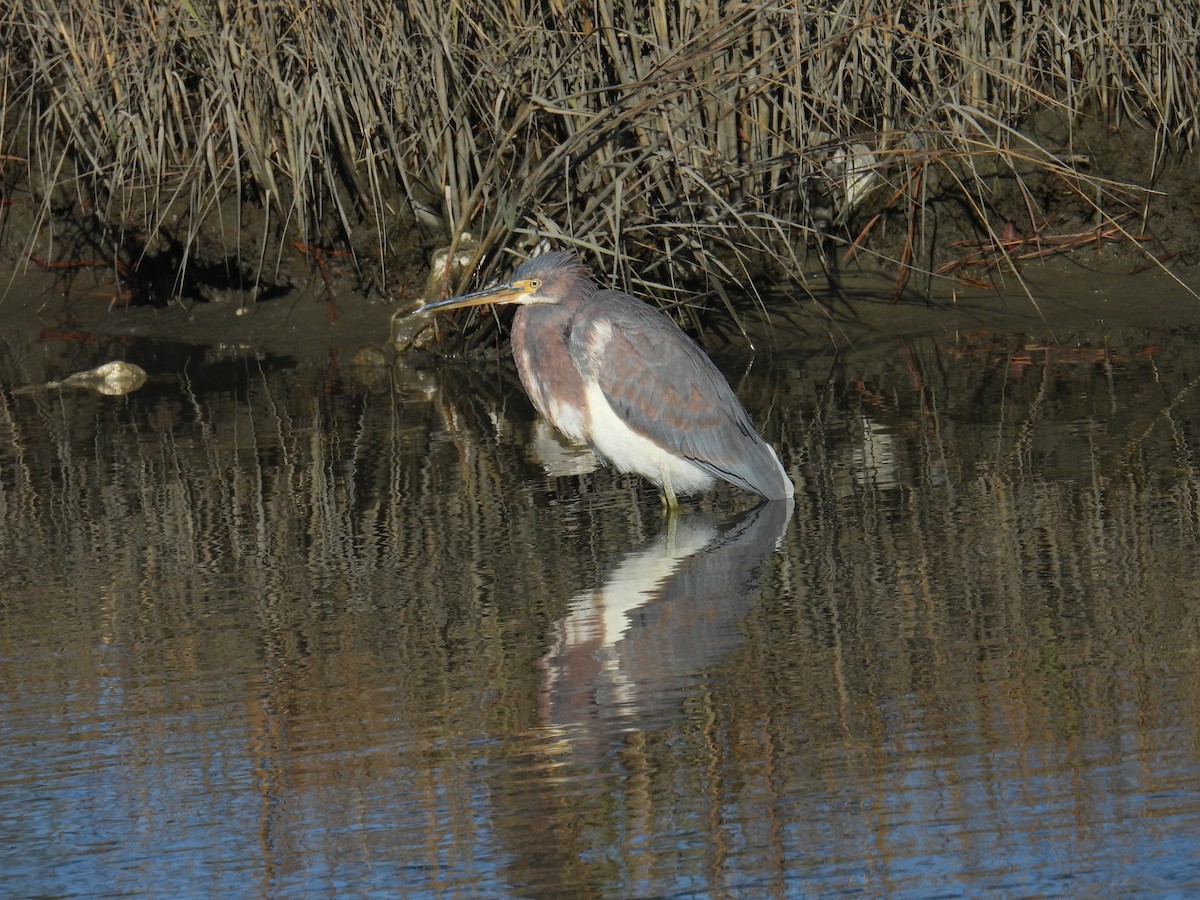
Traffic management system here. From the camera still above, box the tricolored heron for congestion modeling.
[415,251,794,507]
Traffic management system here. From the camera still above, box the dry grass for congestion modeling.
[0,0,1196,310]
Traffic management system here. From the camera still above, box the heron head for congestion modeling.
[414,250,597,315]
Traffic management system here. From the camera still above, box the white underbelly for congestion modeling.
[582,382,716,496]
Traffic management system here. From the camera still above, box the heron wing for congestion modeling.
[572,291,791,499]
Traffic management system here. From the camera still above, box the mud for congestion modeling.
[3,247,1198,382]
[1,107,1198,360]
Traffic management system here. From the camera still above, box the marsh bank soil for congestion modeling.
[2,252,1199,383]
[3,111,1200,353]
[2,106,1199,366]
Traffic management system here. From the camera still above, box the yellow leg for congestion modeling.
[659,472,679,512]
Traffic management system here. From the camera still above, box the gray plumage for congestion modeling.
[509,252,793,502]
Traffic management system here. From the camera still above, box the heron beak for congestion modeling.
[413,280,532,316]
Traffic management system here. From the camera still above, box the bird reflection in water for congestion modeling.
[538,498,793,754]
[415,250,793,508]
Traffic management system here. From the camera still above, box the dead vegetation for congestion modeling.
[1,0,1197,316]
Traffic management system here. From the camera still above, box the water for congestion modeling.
[3,298,1200,897]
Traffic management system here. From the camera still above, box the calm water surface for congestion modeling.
[2,301,1200,898]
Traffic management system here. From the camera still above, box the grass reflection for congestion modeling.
[2,325,1200,895]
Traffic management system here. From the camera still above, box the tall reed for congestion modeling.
[1,0,1195,308]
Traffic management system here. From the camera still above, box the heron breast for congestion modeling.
[515,325,589,445]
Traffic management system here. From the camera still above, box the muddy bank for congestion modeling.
[3,105,1198,367]
[3,246,1198,388]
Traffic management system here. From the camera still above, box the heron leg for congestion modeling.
[659,473,679,511]
[664,502,679,548]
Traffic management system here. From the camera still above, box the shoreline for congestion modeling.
[3,253,1198,376]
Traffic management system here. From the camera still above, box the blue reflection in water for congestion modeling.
[3,666,260,896]
[4,321,1200,898]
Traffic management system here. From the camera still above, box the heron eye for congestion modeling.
[528,278,542,290]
